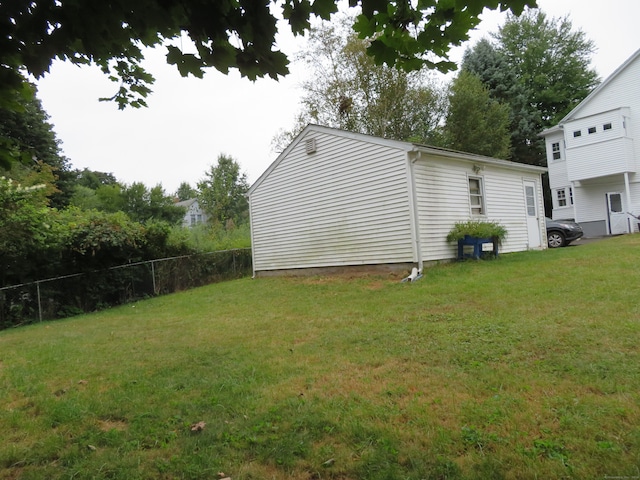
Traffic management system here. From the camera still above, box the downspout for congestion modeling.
[247,192,257,278]
[405,150,423,274]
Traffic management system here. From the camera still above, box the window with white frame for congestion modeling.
[552,142,561,160]
[555,187,573,208]
[468,177,485,215]
[557,189,567,207]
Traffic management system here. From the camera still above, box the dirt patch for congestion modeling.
[256,263,414,279]
[97,419,128,432]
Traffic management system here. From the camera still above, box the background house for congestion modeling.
[248,125,547,276]
[540,48,640,237]
[175,198,208,228]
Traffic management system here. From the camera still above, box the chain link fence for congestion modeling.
[0,248,252,329]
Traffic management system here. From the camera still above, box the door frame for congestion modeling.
[605,192,629,235]
[524,180,542,248]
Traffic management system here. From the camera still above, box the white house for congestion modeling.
[540,48,640,237]
[248,125,547,276]
[175,198,208,228]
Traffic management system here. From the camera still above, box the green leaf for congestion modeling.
[282,0,313,35]
[310,0,338,19]
[366,39,399,66]
[166,46,205,78]
[353,14,377,38]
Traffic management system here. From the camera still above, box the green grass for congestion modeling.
[2,235,640,479]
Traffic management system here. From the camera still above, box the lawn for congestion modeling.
[1,235,640,479]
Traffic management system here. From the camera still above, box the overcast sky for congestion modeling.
[35,0,640,194]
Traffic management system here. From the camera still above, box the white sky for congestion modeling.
[35,0,640,194]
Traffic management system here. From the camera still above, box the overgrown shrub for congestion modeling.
[446,220,508,244]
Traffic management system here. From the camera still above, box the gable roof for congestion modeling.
[249,124,545,195]
[175,198,197,208]
[559,47,640,123]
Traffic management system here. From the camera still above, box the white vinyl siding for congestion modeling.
[545,131,565,167]
[562,52,640,179]
[571,179,640,226]
[569,54,640,120]
[543,51,640,228]
[413,157,543,261]
[250,131,414,271]
[573,179,624,223]
[249,125,547,273]
[564,110,636,181]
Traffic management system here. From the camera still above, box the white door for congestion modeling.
[606,192,629,234]
[524,181,541,248]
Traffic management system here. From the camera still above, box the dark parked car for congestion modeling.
[545,217,584,248]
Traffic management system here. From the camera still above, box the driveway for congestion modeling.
[572,236,608,246]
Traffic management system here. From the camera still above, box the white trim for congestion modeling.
[405,151,422,270]
[467,175,486,216]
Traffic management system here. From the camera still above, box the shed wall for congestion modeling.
[413,157,544,261]
[250,131,415,272]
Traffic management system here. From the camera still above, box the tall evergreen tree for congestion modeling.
[462,38,540,165]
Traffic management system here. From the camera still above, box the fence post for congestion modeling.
[36,281,43,322]
[151,260,157,295]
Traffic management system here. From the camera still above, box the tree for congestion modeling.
[496,10,598,125]
[146,184,185,224]
[462,38,539,165]
[198,155,249,228]
[70,180,184,224]
[0,170,59,285]
[94,184,127,213]
[0,86,64,168]
[175,182,197,201]
[463,10,598,166]
[0,84,77,207]
[441,71,511,159]
[75,169,119,190]
[0,0,536,110]
[275,18,446,150]
[68,185,102,211]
